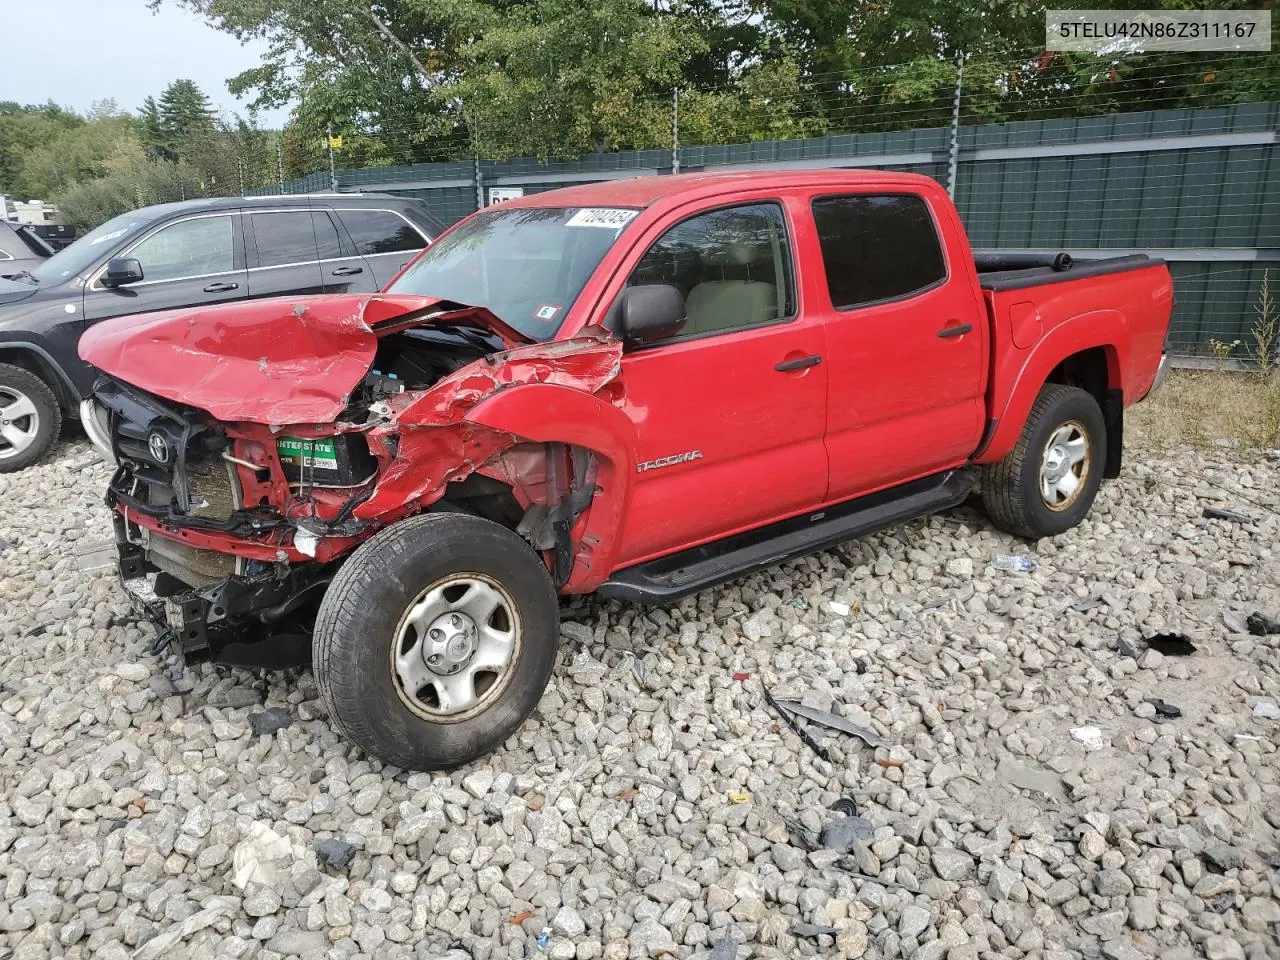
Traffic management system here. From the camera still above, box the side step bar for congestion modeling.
[597,470,970,604]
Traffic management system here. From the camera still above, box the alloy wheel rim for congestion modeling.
[0,387,40,459]
[390,573,521,721]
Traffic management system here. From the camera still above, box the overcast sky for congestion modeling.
[3,0,294,127]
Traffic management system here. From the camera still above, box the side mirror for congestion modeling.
[101,258,144,288]
[618,284,686,344]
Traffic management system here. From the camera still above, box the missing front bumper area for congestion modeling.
[115,517,328,667]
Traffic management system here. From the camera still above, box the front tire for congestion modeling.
[313,512,559,771]
[0,363,61,473]
[982,384,1106,540]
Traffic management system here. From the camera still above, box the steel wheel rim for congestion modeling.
[390,573,521,722]
[0,386,39,460]
[1040,420,1090,512]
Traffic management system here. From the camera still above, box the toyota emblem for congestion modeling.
[148,432,171,464]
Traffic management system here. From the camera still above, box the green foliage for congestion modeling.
[0,80,281,231]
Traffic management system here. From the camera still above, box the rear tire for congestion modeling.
[0,363,60,473]
[982,384,1106,540]
[313,512,559,770]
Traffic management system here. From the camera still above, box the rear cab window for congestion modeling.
[810,194,946,309]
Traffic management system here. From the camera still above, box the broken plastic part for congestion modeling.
[773,699,887,749]
[1145,698,1182,720]
[763,686,830,762]
[1203,505,1254,524]
[1144,632,1197,656]
[314,838,358,871]
[1246,613,1280,636]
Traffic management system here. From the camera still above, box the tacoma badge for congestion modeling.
[636,449,703,473]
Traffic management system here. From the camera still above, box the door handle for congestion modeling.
[775,354,822,372]
[331,265,364,277]
[203,281,239,292]
[937,323,973,339]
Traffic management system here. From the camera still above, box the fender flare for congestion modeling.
[466,382,638,593]
[977,310,1127,465]
[0,338,83,412]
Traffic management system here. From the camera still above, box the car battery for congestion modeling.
[276,434,377,487]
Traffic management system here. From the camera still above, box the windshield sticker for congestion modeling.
[566,208,637,230]
[533,304,561,323]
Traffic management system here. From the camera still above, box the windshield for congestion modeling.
[30,211,152,284]
[385,206,638,339]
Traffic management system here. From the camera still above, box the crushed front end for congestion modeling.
[96,376,346,664]
[80,295,625,666]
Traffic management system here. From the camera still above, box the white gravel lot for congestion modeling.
[0,435,1277,960]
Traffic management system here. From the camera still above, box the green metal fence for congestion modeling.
[263,102,1279,356]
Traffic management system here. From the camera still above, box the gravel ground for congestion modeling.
[1,435,1278,960]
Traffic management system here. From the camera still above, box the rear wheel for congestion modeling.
[983,384,1106,539]
[0,363,60,473]
[313,512,559,770]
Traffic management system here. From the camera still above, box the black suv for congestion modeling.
[0,193,444,471]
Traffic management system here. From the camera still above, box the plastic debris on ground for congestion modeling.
[829,797,858,818]
[1071,725,1105,751]
[728,791,751,804]
[828,600,852,616]
[314,838,358,871]
[818,813,875,852]
[992,554,1035,573]
[792,921,838,938]
[1254,701,1280,720]
[231,822,293,890]
[731,671,750,681]
[771,699,887,749]
[1203,505,1254,524]
[1246,613,1280,636]
[534,927,552,949]
[247,707,293,738]
[1144,633,1197,656]
[762,685,830,762]
[1146,697,1182,721]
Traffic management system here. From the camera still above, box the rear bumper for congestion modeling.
[1151,353,1170,393]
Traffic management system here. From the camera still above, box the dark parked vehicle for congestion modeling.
[0,193,444,471]
[0,220,58,278]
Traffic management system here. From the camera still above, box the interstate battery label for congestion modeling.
[276,437,339,470]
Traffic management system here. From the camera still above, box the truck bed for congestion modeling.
[974,252,1164,292]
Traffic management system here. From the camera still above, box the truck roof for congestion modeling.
[500,168,938,209]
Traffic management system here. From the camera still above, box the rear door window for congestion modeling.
[336,209,425,256]
[811,194,946,309]
[251,211,320,268]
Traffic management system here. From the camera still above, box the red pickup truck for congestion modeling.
[79,170,1172,770]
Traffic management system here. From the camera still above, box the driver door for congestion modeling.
[610,198,829,566]
[82,212,248,325]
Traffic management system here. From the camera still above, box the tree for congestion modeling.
[157,79,217,146]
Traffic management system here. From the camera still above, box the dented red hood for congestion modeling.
[78,294,530,425]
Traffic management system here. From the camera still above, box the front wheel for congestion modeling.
[982,384,1106,540]
[313,512,560,770]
